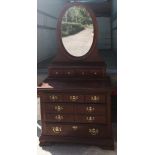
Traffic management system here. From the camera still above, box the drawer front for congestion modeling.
[44,124,111,138]
[85,95,106,103]
[64,95,84,102]
[76,115,106,124]
[45,104,74,113]
[44,114,74,122]
[77,104,106,115]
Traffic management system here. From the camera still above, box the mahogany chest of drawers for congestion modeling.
[38,73,114,149]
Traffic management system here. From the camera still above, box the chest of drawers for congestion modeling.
[38,76,114,149]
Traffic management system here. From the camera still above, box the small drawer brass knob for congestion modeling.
[89,128,99,135]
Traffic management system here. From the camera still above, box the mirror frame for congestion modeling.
[57,2,98,61]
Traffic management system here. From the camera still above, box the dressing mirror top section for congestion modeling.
[55,2,101,62]
[61,6,94,57]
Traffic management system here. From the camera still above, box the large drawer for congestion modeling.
[45,104,74,113]
[44,124,112,138]
[76,115,106,124]
[76,104,106,115]
[44,113,106,124]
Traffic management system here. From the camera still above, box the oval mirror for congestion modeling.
[61,6,94,57]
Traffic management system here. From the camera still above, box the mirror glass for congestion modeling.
[61,6,94,57]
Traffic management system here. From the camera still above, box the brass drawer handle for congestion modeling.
[90,96,100,101]
[72,126,78,130]
[54,105,63,112]
[52,127,62,134]
[86,106,95,112]
[69,95,79,102]
[49,95,58,101]
[55,115,63,121]
[89,128,99,135]
[86,116,95,122]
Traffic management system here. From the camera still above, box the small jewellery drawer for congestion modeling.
[45,104,74,113]
[64,95,84,102]
[77,104,106,115]
[44,124,111,138]
[85,95,106,103]
[44,114,74,122]
[76,115,106,124]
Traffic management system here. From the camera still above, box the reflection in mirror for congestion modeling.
[61,6,94,57]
